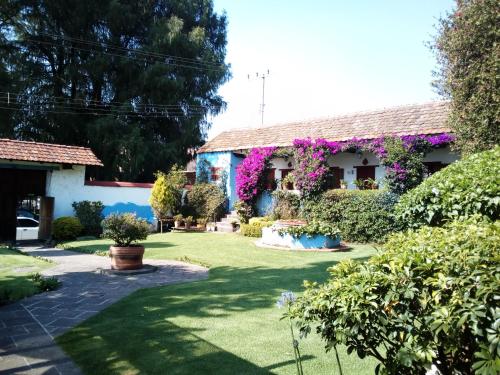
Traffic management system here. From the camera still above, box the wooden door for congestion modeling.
[38,197,54,240]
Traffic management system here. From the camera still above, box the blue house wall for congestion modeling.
[196,151,244,211]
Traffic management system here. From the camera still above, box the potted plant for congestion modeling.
[353,179,365,190]
[206,221,216,232]
[366,178,378,190]
[340,179,348,189]
[230,218,239,231]
[185,216,193,230]
[102,213,150,270]
[197,217,208,229]
[173,214,183,229]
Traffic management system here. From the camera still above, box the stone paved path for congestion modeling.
[0,246,208,375]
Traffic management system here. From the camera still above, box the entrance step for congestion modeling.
[216,222,235,233]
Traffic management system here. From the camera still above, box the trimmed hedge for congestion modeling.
[241,220,273,237]
[52,217,83,240]
[302,189,400,243]
[396,147,500,228]
[289,219,500,374]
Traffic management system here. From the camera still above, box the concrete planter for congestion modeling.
[261,227,340,250]
[109,245,144,270]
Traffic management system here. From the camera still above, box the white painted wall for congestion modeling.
[46,165,86,218]
[46,165,153,220]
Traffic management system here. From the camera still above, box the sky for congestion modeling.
[208,0,456,139]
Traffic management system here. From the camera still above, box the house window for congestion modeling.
[354,165,377,189]
[280,169,294,190]
[264,168,276,190]
[211,167,221,182]
[326,167,345,189]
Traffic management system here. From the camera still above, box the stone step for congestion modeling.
[221,216,240,223]
[216,222,236,233]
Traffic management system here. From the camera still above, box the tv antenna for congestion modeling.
[248,70,270,126]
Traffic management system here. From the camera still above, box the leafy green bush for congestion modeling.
[289,219,500,374]
[271,190,301,219]
[302,189,400,243]
[234,200,254,224]
[248,216,273,225]
[101,213,150,246]
[72,201,104,236]
[240,221,273,237]
[396,147,500,228]
[52,217,83,240]
[29,273,61,292]
[186,183,226,221]
[279,221,339,238]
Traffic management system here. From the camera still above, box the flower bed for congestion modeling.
[261,220,340,250]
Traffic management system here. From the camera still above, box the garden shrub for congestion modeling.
[289,219,500,374]
[186,183,226,221]
[396,146,500,228]
[240,221,273,237]
[72,200,104,236]
[234,200,254,224]
[302,189,400,243]
[101,213,150,246]
[271,190,301,219]
[52,217,83,240]
[248,216,273,225]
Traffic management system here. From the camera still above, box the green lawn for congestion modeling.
[58,233,378,374]
[0,247,53,304]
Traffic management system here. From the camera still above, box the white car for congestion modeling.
[16,217,39,241]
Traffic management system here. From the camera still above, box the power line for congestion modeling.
[35,32,224,69]
[0,91,210,111]
[0,101,207,117]
[16,36,226,72]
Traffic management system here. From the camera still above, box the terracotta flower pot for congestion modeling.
[174,221,181,229]
[109,245,145,270]
[185,223,191,230]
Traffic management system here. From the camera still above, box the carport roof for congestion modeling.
[0,139,103,166]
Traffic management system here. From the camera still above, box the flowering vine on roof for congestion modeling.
[234,133,454,202]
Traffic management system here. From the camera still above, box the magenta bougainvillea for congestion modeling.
[339,133,455,193]
[292,138,342,196]
[291,133,454,195]
[235,133,454,201]
[236,147,276,203]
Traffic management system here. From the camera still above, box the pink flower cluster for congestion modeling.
[292,138,341,195]
[387,162,408,181]
[236,147,276,203]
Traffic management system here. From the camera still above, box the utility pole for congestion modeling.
[248,70,270,126]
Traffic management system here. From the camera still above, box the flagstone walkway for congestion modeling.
[0,246,208,375]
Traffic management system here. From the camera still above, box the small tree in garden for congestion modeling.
[149,165,187,232]
[432,0,499,155]
[186,183,226,223]
[72,201,104,236]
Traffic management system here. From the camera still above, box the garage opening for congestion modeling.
[0,168,53,243]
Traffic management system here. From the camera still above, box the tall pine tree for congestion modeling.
[0,0,230,181]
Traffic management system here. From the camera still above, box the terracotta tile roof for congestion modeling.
[0,139,103,166]
[199,101,451,153]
